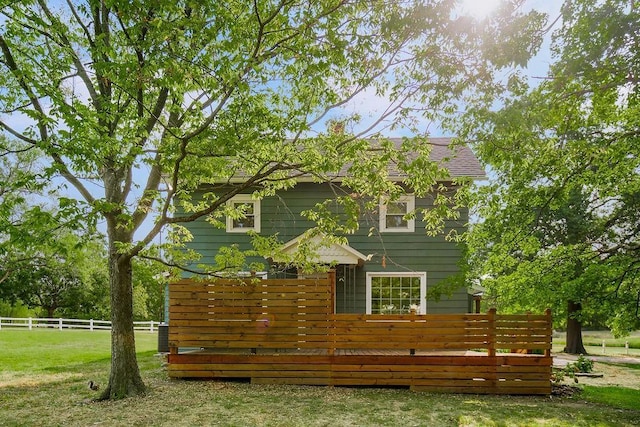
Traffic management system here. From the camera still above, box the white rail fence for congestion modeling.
[0,317,159,332]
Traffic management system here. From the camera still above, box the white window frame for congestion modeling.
[366,272,427,314]
[226,195,261,233]
[379,194,415,233]
[236,271,268,279]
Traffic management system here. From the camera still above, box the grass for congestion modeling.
[0,329,157,387]
[610,363,640,371]
[578,330,640,348]
[580,386,640,411]
[1,329,639,427]
[553,330,640,356]
[0,329,157,370]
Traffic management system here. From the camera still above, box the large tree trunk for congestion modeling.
[563,300,587,354]
[99,242,146,400]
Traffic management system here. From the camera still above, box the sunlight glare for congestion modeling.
[458,0,502,19]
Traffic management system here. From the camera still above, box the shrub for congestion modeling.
[573,354,594,373]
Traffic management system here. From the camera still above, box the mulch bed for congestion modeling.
[552,384,581,397]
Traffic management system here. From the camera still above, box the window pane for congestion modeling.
[386,215,407,228]
[387,202,406,214]
[385,202,407,229]
[232,202,255,229]
[233,216,254,228]
[234,202,253,215]
[370,275,423,314]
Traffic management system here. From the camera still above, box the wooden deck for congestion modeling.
[168,277,553,395]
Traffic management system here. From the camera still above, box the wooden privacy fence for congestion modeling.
[168,277,553,395]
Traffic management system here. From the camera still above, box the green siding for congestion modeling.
[183,182,469,314]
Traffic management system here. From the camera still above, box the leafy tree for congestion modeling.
[0,138,52,285]
[60,262,111,320]
[0,0,544,398]
[6,260,83,318]
[0,136,104,318]
[132,258,166,322]
[0,299,34,317]
[458,0,640,353]
[1,231,107,318]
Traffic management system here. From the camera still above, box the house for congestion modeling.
[169,142,553,394]
[182,137,485,315]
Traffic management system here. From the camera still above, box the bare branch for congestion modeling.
[0,120,38,145]
[0,35,49,142]
[36,0,100,107]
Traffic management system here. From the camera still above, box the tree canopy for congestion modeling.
[0,137,88,287]
[1,0,544,398]
[458,0,640,352]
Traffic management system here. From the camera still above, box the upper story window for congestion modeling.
[379,194,415,233]
[226,195,261,233]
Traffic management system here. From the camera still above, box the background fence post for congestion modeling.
[488,308,496,357]
[58,318,63,330]
[28,317,32,330]
[90,319,94,331]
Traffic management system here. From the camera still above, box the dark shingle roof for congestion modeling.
[344,137,484,180]
[218,136,485,183]
[396,137,485,179]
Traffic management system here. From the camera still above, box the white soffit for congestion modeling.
[276,234,368,265]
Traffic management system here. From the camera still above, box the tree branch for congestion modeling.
[36,0,100,107]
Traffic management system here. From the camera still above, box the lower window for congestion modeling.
[366,272,427,314]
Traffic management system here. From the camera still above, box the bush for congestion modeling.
[552,355,594,385]
[573,354,594,373]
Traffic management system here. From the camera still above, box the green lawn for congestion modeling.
[1,329,639,427]
[0,329,157,373]
[581,386,640,411]
[553,330,640,356]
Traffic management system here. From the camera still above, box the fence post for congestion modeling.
[409,308,416,355]
[29,317,33,330]
[90,319,94,331]
[0,316,2,330]
[329,314,335,356]
[544,309,552,357]
[488,308,496,357]
[150,321,154,333]
[58,318,63,330]
[328,269,336,315]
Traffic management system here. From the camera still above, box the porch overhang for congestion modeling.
[274,234,369,266]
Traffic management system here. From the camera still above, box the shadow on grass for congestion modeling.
[40,350,161,377]
[43,357,111,374]
[3,350,162,392]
